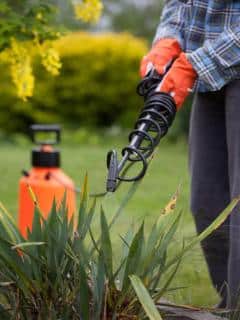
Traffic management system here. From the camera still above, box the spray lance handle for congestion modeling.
[137,68,164,98]
[106,69,177,193]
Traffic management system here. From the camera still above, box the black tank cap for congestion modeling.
[32,148,60,168]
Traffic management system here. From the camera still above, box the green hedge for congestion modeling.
[0,32,148,133]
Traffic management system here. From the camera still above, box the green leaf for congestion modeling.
[122,223,144,292]
[81,197,96,240]
[77,174,89,235]
[142,191,180,272]
[0,237,31,296]
[79,263,90,320]
[89,180,141,258]
[142,211,181,280]
[166,197,239,270]
[130,275,163,320]
[100,207,113,279]
[118,227,134,286]
[11,242,45,250]
[157,211,182,255]
[109,180,141,229]
[0,202,22,243]
[188,198,239,246]
[0,303,11,320]
[28,206,42,241]
[92,255,105,319]
[153,254,183,302]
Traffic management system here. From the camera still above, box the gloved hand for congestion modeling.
[156,52,197,109]
[140,38,182,78]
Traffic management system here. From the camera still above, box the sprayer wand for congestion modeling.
[106,69,177,192]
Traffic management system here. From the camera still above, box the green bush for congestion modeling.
[0,32,148,133]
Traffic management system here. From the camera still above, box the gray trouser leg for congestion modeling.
[225,80,240,307]
[189,88,230,305]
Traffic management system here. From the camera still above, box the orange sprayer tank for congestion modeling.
[18,125,76,238]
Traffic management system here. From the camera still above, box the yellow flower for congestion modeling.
[74,0,103,23]
[40,47,62,76]
[161,186,180,215]
[9,39,34,101]
[36,12,43,20]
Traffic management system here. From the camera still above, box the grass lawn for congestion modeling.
[0,137,219,307]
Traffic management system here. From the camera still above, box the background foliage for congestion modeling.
[101,0,164,41]
[0,0,191,138]
[0,0,59,51]
[0,32,147,133]
[0,0,103,100]
[0,31,190,137]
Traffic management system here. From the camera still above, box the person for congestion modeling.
[140,0,240,309]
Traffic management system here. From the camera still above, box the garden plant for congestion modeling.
[0,0,103,100]
[0,176,238,319]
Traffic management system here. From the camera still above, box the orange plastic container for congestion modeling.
[18,125,76,238]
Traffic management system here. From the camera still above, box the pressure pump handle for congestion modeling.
[30,124,61,145]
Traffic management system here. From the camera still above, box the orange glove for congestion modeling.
[140,38,182,78]
[156,52,197,109]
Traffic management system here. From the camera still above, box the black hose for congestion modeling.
[118,72,176,182]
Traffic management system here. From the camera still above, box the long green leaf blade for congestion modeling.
[79,263,90,320]
[100,207,113,279]
[166,198,239,270]
[11,242,45,250]
[109,180,141,229]
[122,223,144,292]
[130,275,162,320]
[77,174,89,235]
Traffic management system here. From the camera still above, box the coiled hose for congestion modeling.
[107,70,177,192]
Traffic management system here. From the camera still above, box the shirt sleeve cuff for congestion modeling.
[187,45,228,91]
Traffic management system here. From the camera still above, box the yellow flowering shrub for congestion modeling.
[40,46,62,76]
[8,39,35,101]
[74,0,103,23]
[0,41,62,100]
[1,0,103,100]
[0,32,148,133]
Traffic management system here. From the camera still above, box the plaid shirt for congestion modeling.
[154,0,240,92]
